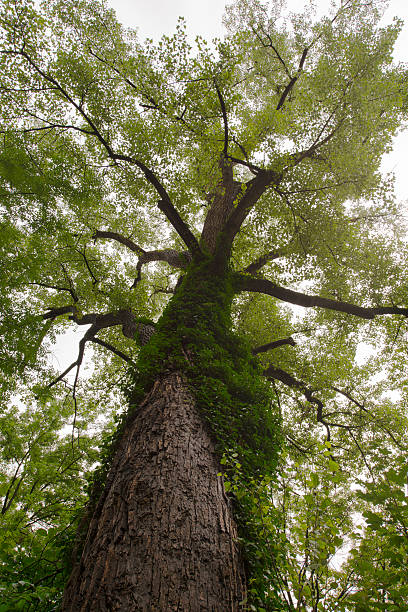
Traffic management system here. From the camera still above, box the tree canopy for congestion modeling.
[1,0,408,609]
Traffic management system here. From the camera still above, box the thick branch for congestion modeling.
[42,306,140,340]
[276,48,308,111]
[216,169,280,259]
[93,230,146,255]
[157,199,201,257]
[92,230,190,285]
[139,249,191,269]
[132,248,192,287]
[237,275,408,320]
[213,79,229,157]
[226,155,261,175]
[244,248,286,274]
[252,337,296,355]
[43,305,76,320]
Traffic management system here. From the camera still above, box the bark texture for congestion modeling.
[200,166,242,254]
[62,371,245,611]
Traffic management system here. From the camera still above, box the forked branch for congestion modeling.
[216,169,281,259]
[45,308,143,390]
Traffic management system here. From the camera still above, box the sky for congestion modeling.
[106,0,408,48]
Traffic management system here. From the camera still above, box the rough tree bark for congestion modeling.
[62,371,246,611]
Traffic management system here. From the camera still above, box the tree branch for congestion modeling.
[43,305,76,320]
[216,169,281,259]
[252,336,296,355]
[264,365,324,420]
[331,386,405,450]
[244,248,286,274]
[46,308,141,390]
[47,326,93,389]
[250,25,292,78]
[276,48,308,111]
[90,337,134,364]
[157,199,201,257]
[213,79,229,157]
[92,230,191,285]
[42,305,141,342]
[92,230,146,255]
[11,49,201,256]
[133,248,191,287]
[236,275,408,320]
[226,154,261,176]
[28,281,77,302]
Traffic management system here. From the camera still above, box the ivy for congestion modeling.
[86,258,282,607]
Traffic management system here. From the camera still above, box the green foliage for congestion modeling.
[0,396,99,610]
[340,456,408,610]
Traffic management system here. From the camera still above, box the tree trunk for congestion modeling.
[62,371,246,611]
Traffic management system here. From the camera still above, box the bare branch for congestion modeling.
[90,337,134,364]
[92,230,146,255]
[252,336,296,355]
[244,248,286,274]
[156,199,201,256]
[213,79,229,157]
[236,275,408,320]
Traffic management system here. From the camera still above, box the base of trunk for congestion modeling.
[62,371,246,611]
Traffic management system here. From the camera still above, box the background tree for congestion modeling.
[0,0,408,609]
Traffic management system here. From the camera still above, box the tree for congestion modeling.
[1,0,408,609]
